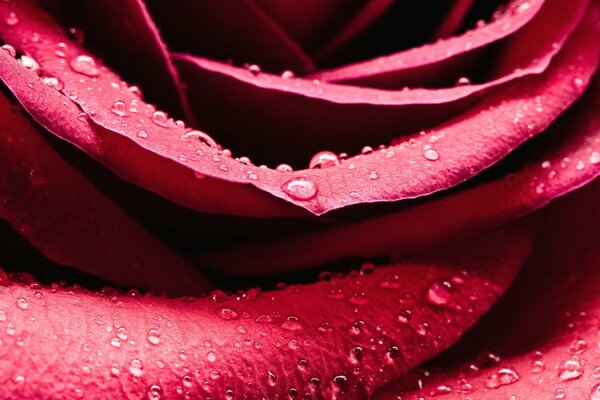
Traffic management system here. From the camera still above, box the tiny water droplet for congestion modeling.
[1,44,16,57]
[110,337,121,348]
[247,64,261,75]
[276,163,293,172]
[147,329,160,345]
[282,177,317,200]
[70,55,100,77]
[349,346,363,364]
[137,130,148,138]
[456,76,471,86]
[116,327,128,341]
[147,384,162,400]
[530,360,544,373]
[20,55,39,72]
[485,368,520,388]
[206,351,216,362]
[268,370,277,386]
[129,359,143,377]
[397,309,412,324]
[369,170,379,180]
[281,70,295,79]
[151,111,169,127]
[572,77,585,90]
[5,11,18,26]
[111,100,128,117]
[256,314,272,323]
[426,281,452,306]
[180,130,217,147]
[590,383,600,400]
[282,316,303,331]
[576,160,585,170]
[309,151,339,169]
[430,384,452,396]
[110,364,120,376]
[569,339,587,355]
[589,151,600,164]
[41,75,64,90]
[555,388,565,399]
[209,370,221,380]
[16,298,28,310]
[361,146,373,155]
[424,149,439,161]
[219,308,238,320]
[558,358,583,381]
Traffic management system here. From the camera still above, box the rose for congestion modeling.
[0,0,598,398]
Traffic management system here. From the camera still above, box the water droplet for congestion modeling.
[268,370,277,386]
[456,77,471,86]
[282,177,318,200]
[276,163,293,172]
[541,160,551,169]
[247,64,261,75]
[182,375,193,388]
[147,384,162,400]
[1,44,16,57]
[430,384,452,396]
[180,130,217,147]
[558,358,583,381]
[255,314,272,323]
[332,375,348,392]
[116,327,128,341]
[206,352,216,362]
[416,323,429,336]
[424,149,440,161]
[309,151,339,169]
[485,368,520,388]
[588,151,600,164]
[129,359,143,377]
[110,364,120,376]
[111,100,128,117]
[572,77,585,90]
[41,75,64,90]
[349,346,363,364]
[361,146,373,155]
[282,316,303,331]
[147,329,160,345]
[110,337,121,348]
[530,360,544,373]
[219,308,238,320]
[555,388,565,399]
[225,389,235,400]
[128,85,143,98]
[369,170,379,180]
[69,55,100,77]
[426,281,451,306]
[151,111,169,127]
[397,309,412,323]
[20,55,39,72]
[137,130,148,139]
[576,160,586,170]
[209,370,221,380]
[590,383,600,400]
[297,359,308,372]
[16,298,28,310]
[569,339,587,355]
[5,11,18,26]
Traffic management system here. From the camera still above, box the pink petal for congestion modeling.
[431,0,477,40]
[0,220,533,399]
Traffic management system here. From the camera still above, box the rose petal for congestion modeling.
[0,219,533,399]
[372,178,600,399]
[313,0,545,88]
[0,91,211,295]
[144,0,313,73]
[0,0,596,218]
[43,0,196,122]
[432,0,477,40]
[198,73,600,274]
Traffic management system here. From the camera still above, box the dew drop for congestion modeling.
[16,298,28,310]
[209,370,221,380]
[558,358,583,381]
[111,100,128,117]
[424,149,440,161]
[147,384,162,400]
[485,368,520,388]
[247,64,261,75]
[361,146,373,154]
[225,389,235,400]
[147,329,160,345]
[309,151,339,169]
[268,370,277,386]
[219,308,238,320]
[569,339,587,355]
[589,152,600,165]
[426,281,451,306]
[349,346,363,364]
[430,384,452,396]
[576,160,585,170]
[69,55,100,77]
[397,309,412,324]
[369,170,379,180]
[20,55,39,72]
[456,76,471,86]
[129,359,143,377]
[255,314,272,323]
[276,163,293,172]
[555,388,565,399]
[41,75,64,90]
[1,44,16,57]
[530,360,544,373]
[5,11,18,26]
[332,375,348,392]
[151,111,169,127]
[110,337,121,348]
[282,177,317,200]
[590,383,600,400]
[206,351,216,362]
[282,316,303,331]
[281,70,295,79]
[137,130,148,139]
[182,375,193,388]
[572,77,585,90]
[180,130,217,147]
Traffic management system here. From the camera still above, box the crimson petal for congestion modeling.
[0,91,211,295]
[0,219,533,399]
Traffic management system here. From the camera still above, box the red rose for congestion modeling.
[0,0,599,398]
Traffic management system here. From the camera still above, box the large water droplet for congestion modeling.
[69,55,100,77]
[424,149,440,161]
[147,384,162,400]
[282,177,318,200]
[1,44,16,57]
[426,281,452,306]
[485,368,520,388]
[309,151,339,169]
[219,308,238,320]
[558,358,583,381]
[151,111,169,127]
[111,100,128,117]
[16,298,28,310]
[20,55,40,72]
[180,130,217,147]
[147,329,160,345]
